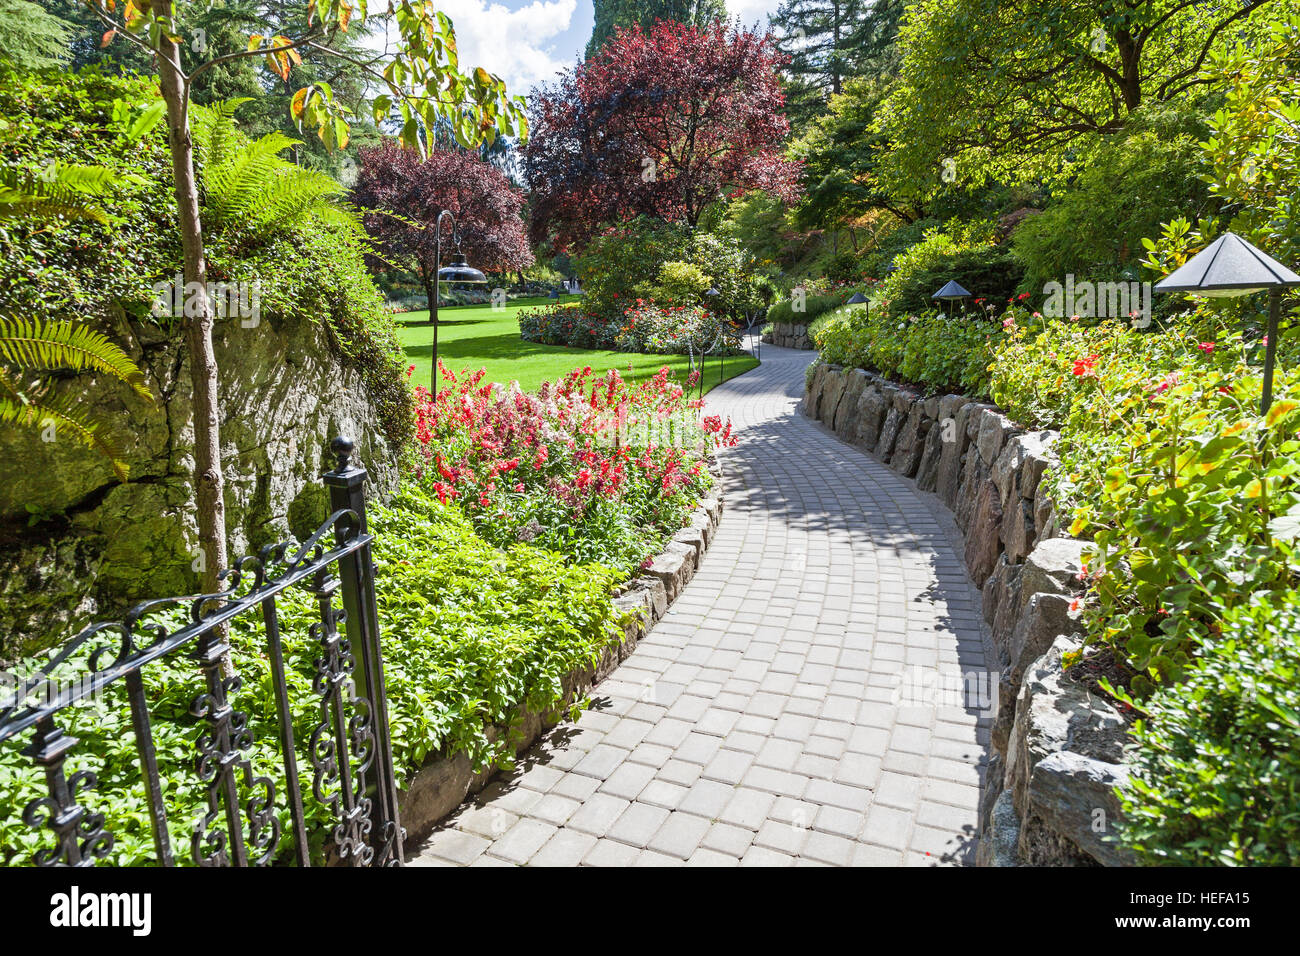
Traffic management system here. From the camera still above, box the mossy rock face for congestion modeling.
[0,309,399,661]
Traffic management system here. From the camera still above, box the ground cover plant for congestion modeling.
[0,491,624,866]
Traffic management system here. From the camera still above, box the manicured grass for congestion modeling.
[393,296,759,394]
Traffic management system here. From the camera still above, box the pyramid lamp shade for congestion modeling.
[932,280,973,301]
[846,292,869,305]
[932,279,972,317]
[1154,232,1300,413]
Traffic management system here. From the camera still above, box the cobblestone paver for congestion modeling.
[410,340,992,867]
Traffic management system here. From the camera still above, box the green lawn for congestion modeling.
[394,296,759,394]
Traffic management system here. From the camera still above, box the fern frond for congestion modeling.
[205,131,302,226]
[0,316,152,399]
[192,98,253,170]
[311,199,366,238]
[0,165,110,224]
[254,167,345,229]
[0,371,129,481]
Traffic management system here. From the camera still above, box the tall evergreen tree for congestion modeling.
[773,0,904,128]
[586,0,726,58]
[0,0,74,70]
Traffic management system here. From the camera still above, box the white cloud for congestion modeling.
[727,0,783,29]
[371,1,577,95]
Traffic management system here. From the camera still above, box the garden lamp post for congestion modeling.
[429,210,488,397]
[846,291,869,324]
[932,280,972,318]
[1154,232,1300,414]
[705,288,725,388]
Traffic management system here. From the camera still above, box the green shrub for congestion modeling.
[573,216,771,322]
[814,306,1002,396]
[1011,105,1208,298]
[766,291,848,327]
[0,488,622,866]
[634,260,712,308]
[1117,592,1300,865]
[882,242,1025,318]
[1062,355,1300,691]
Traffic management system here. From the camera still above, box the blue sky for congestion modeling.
[408,1,783,98]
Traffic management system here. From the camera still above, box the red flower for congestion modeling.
[1071,354,1100,377]
[1198,342,1215,355]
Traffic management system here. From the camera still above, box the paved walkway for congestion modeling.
[410,341,992,867]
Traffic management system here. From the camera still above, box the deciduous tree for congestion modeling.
[75,0,525,615]
[526,20,801,250]
[877,0,1278,195]
[352,141,533,313]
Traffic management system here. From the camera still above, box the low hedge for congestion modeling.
[813,306,1003,397]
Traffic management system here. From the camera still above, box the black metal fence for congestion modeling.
[0,436,405,867]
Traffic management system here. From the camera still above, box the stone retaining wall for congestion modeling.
[803,364,1132,866]
[397,469,725,847]
[762,321,815,350]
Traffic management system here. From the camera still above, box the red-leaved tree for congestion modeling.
[525,20,801,249]
[352,142,534,310]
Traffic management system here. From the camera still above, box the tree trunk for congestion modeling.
[1117,30,1142,112]
[155,5,230,670]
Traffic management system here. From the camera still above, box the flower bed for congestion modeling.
[518,301,743,358]
[0,360,736,866]
[412,362,735,577]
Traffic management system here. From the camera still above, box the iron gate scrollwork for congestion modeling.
[0,436,405,867]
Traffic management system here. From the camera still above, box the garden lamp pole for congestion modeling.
[429,213,490,399]
[1153,232,1300,415]
[430,209,457,398]
[706,287,723,390]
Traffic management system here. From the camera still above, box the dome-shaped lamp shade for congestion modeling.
[437,253,488,284]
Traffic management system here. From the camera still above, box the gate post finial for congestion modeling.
[329,434,356,473]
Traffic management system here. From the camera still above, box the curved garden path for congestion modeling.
[411,341,992,866]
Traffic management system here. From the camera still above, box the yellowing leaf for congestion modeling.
[247,33,263,52]
[290,86,310,118]
[1266,399,1299,428]
[1244,478,1263,498]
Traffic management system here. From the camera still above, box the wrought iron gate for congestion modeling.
[0,437,405,867]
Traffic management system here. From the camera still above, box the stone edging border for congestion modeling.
[802,363,1133,867]
[396,461,726,848]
